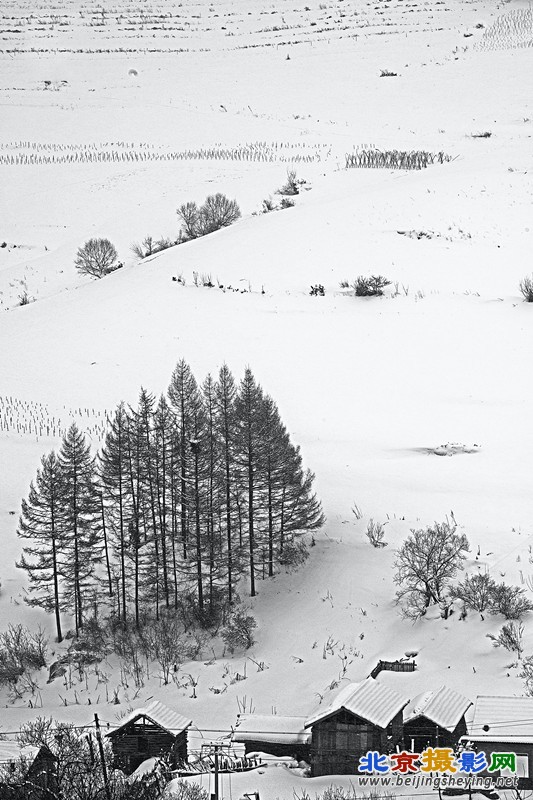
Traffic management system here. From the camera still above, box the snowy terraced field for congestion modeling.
[0,0,492,53]
[0,0,533,794]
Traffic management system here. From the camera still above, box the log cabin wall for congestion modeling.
[27,747,59,793]
[403,716,467,752]
[468,740,533,791]
[109,719,186,774]
[310,709,403,776]
[241,740,311,761]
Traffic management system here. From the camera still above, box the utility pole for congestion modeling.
[94,713,112,800]
[214,744,219,800]
[210,743,221,800]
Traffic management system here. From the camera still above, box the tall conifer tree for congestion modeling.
[168,360,199,560]
[234,368,267,597]
[215,364,238,605]
[59,423,100,635]
[99,403,130,622]
[17,451,66,642]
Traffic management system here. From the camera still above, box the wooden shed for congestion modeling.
[0,742,58,796]
[233,715,311,761]
[462,695,533,790]
[106,700,191,774]
[305,677,409,776]
[403,685,472,751]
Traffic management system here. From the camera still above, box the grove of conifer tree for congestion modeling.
[17,362,324,638]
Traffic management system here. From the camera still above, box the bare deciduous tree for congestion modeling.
[177,194,241,240]
[451,572,496,619]
[394,521,469,619]
[75,238,119,278]
[488,582,533,620]
[176,201,200,240]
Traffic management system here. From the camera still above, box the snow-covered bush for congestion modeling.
[451,573,496,619]
[169,780,209,800]
[131,235,177,259]
[394,521,469,619]
[141,613,190,685]
[278,168,300,195]
[352,275,391,296]
[177,193,241,240]
[18,289,32,306]
[74,237,120,278]
[68,616,110,664]
[0,624,48,686]
[221,607,257,652]
[488,582,533,619]
[366,519,387,548]
[487,621,524,658]
[279,538,310,568]
[519,274,533,301]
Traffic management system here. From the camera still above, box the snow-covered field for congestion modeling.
[1,0,533,794]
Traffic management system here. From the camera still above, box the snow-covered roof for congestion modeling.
[305,678,409,730]
[465,696,533,744]
[403,685,472,732]
[107,700,192,737]
[0,742,41,765]
[234,715,311,745]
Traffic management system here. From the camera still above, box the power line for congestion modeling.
[3,720,533,736]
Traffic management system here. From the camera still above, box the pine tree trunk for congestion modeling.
[50,505,63,643]
[194,447,204,614]
[99,493,114,599]
[73,471,83,635]
[170,471,179,609]
[280,486,286,554]
[268,463,274,578]
[157,427,170,608]
[141,407,161,620]
[247,419,256,598]
[117,430,126,621]
[126,435,140,625]
[134,537,140,628]
[223,413,233,605]
[180,396,188,560]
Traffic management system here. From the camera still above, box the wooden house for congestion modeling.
[0,742,58,796]
[106,700,191,774]
[233,714,311,761]
[462,695,533,790]
[403,685,472,751]
[305,677,409,776]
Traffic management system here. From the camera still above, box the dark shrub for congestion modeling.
[353,275,391,296]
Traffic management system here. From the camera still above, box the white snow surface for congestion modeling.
[403,685,472,732]
[469,695,533,743]
[1,0,533,795]
[305,678,409,730]
[108,700,191,736]
[235,715,310,745]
